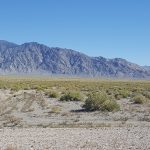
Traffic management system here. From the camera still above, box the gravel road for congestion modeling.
[0,127,150,150]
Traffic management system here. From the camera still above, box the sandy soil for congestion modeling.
[0,127,150,150]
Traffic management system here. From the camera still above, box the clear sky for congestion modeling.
[0,0,150,66]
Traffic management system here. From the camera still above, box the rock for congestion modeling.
[0,40,149,78]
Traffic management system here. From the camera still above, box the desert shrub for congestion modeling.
[11,85,21,91]
[119,90,130,98]
[45,91,59,98]
[142,91,150,99]
[23,86,31,90]
[114,90,130,100]
[33,85,45,91]
[106,89,113,95]
[132,87,143,93]
[83,92,120,111]
[132,94,146,104]
[50,106,62,113]
[114,93,122,100]
[60,91,83,101]
[102,99,120,111]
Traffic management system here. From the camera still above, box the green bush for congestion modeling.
[132,94,146,104]
[119,90,130,98]
[83,92,120,111]
[60,91,83,101]
[11,85,21,91]
[103,100,120,111]
[45,91,59,98]
[34,85,44,91]
[114,90,130,100]
[114,93,122,100]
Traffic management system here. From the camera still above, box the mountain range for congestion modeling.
[0,40,149,78]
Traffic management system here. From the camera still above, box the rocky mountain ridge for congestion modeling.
[0,40,149,78]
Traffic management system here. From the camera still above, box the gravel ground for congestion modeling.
[0,127,150,150]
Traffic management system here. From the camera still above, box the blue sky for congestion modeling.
[0,0,150,65]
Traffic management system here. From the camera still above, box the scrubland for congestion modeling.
[0,76,150,149]
[0,76,149,127]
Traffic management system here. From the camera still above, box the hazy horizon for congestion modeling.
[0,0,150,66]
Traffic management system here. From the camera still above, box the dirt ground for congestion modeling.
[0,89,150,128]
[0,127,150,150]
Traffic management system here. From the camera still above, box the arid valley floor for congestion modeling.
[0,77,149,149]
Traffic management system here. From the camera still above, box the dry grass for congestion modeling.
[5,145,19,150]
[49,106,62,114]
[0,76,149,94]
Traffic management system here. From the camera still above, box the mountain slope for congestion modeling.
[0,41,149,78]
[0,40,18,52]
[144,66,150,71]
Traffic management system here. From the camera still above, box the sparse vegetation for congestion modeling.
[0,77,149,99]
[60,91,83,101]
[50,106,62,113]
[142,91,150,99]
[45,90,59,98]
[0,77,150,128]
